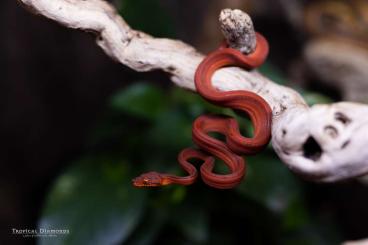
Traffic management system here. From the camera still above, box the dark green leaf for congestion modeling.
[302,92,333,106]
[259,62,287,85]
[174,205,209,243]
[38,157,146,245]
[119,0,175,37]
[237,152,301,214]
[110,83,166,120]
[282,197,310,230]
[170,88,225,116]
[125,210,167,245]
[148,109,193,149]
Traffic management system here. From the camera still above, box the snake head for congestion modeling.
[132,172,164,187]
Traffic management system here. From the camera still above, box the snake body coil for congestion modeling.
[132,33,272,189]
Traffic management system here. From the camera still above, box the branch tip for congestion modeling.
[219,8,257,54]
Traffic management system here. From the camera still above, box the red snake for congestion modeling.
[132,33,272,189]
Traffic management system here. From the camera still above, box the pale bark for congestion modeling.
[17,0,368,182]
[343,238,368,245]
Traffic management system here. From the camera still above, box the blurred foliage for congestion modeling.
[259,63,288,85]
[118,0,175,38]
[37,1,339,244]
[302,92,333,106]
[38,80,340,244]
[39,157,146,245]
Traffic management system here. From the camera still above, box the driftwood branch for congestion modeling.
[343,238,368,245]
[305,37,368,103]
[18,0,368,182]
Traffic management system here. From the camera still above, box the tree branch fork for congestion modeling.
[18,0,368,182]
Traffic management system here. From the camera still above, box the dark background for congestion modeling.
[1,0,368,244]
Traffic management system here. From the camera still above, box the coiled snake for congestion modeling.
[132,33,272,189]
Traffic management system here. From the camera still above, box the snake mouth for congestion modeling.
[132,182,161,188]
[131,178,146,188]
[131,176,162,188]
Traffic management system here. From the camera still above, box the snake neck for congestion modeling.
[194,33,269,103]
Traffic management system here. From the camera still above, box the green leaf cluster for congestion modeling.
[38,78,340,244]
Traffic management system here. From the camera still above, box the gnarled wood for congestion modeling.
[17,0,368,182]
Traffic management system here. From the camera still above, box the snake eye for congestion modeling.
[143,178,149,185]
